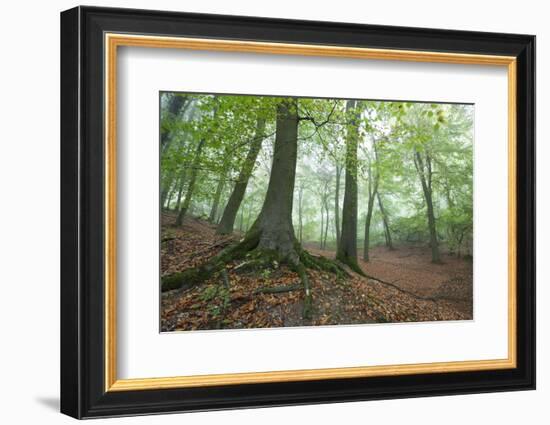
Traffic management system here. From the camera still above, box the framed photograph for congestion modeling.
[60,6,535,419]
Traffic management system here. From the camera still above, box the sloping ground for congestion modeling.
[308,244,473,317]
[160,213,471,332]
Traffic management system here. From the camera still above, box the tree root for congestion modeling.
[335,253,366,277]
[161,231,260,292]
[292,263,313,320]
[162,233,364,321]
[254,283,302,294]
[299,249,350,280]
[220,269,230,288]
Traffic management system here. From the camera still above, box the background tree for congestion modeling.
[337,100,364,274]
[159,93,474,321]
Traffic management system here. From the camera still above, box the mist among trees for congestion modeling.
[160,92,473,330]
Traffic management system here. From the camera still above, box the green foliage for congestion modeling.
[160,92,473,256]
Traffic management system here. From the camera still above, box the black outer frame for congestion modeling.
[60,5,535,419]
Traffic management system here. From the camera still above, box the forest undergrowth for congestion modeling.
[160,213,472,332]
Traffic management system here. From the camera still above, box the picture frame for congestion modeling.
[60,5,535,419]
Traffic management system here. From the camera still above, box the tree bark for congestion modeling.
[160,171,175,210]
[414,151,440,263]
[323,201,330,249]
[160,94,189,154]
[174,170,187,212]
[337,100,363,274]
[297,183,304,243]
[245,100,299,262]
[175,138,205,226]
[163,99,343,319]
[216,118,266,234]
[209,164,228,223]
[334,164,341,252]
[363,182,378,261]
[376,192,394,250]
[165,180,177,210]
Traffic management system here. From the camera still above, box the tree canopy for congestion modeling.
[160,92,473,319]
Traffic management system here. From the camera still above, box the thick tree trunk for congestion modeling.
[319,207,324,249]
[217,118,266,234]
[376,192,394,250]
[163,99,346,319]
[337,100,363,274]
[414,151,440,263]
[246,100,299,262]
[175,139,205,226]
[334,165,341,251]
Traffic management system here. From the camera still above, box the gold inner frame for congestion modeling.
[104,33,517,392]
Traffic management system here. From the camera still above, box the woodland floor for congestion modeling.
[160,212,473,332]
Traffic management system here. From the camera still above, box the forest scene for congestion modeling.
[159,92,474,332]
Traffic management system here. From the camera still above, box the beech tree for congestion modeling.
[159,92,473,319]
[336,100,363,274]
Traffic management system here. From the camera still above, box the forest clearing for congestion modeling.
[159,92,473,331]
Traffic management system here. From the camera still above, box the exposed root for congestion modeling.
[299,249,350,280]
[362,272,436,302]
[161,230,260,292]
[254,283,303,294]
[292,262,312,320]
[220,269,230,288]
[335,253,366,277]
[162,233,362,322]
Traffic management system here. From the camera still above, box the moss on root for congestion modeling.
[299,249,350,280]
[161,262,222,292]
[161,230,261,292]
[335,252,366,277]
[161,230,365,324]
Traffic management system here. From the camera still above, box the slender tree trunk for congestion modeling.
[165,181,176,210]
[174,171,187,212]
[160,96,193,211]
[376,192,394,250]
[363,193,377,261]
[161,95,189,154]
[414,151,440,263]
[239,204,245,232]
[160,94,186,152]
[337,100,363,274]
[334,165,341,251]
[209,164,228,223]
[245,199,253,232]
[297,184,304,243]
[160,171,175,209]
[217,118,266,234]
[319,204,325,249]
[323,202,329,249]
[175,139,205,226]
